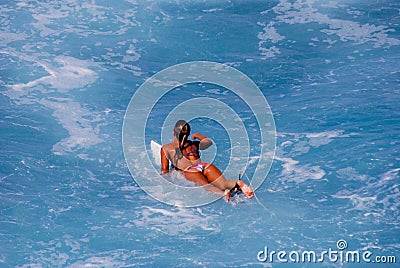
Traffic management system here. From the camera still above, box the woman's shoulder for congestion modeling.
[162,142,175,151]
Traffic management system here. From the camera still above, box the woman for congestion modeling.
[161,120,254,201]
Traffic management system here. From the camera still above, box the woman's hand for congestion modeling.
[191,132,207,140]
[191,133,213,150]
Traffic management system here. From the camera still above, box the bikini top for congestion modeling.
[181,142,200,158]
[171,141,201,170]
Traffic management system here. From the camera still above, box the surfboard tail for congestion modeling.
[150,140,162,167]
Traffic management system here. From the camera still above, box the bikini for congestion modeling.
[184,162,206,172]
[172,139,244,197]
[172,142,206,172]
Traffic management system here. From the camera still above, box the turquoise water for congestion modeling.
[1,0,399,267]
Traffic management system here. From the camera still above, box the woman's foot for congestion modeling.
[224,189,232,202]
[225,180,254,202]
[237,180,254,199]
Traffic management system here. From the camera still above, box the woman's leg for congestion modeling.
[203,164,254,198]
[183,171,224,195]
[202,163,236,190]
[183,163,254,198]
[203,163,254,198]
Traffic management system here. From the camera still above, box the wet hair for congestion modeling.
[174,120,190,149]
[173,120,190,165]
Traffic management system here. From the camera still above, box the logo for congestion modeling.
[257,239,397,264]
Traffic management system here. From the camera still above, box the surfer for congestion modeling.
[161,120,254,202]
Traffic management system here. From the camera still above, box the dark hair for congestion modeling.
[174,120,190,144]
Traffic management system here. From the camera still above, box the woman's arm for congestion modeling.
[192,133,212,150]
[161,146,170,174]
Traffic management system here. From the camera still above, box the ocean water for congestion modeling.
[1,0,399,267]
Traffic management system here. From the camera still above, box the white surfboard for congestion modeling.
[150,140,162,167]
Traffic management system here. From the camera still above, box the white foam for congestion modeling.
[205,89,229,95]
[259,46,281,59]
[336,167,368,181]
[133,206,220,235]
[30,10,65,37]
[332,168,400,218]
[40,98,103,155]
[275,155,326,183]
[257,0,400,59]
[258,22,285,42]
[202,8,223,13]
[307,130,352,147]
[68,255,126,268]
[3,53,103,154]
[277,130,352,150]
[272,130,353,183]
[123,44,141,62]
[381,168,400,182]
[10,56,98,93]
